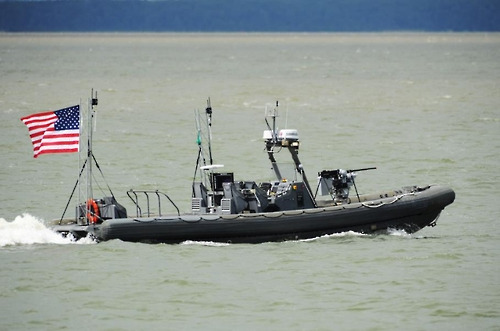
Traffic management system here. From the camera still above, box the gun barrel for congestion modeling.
[348,167,377,173]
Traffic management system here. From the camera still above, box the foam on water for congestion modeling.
[386,228,413,238]
[0,214,95,247]
[181,240,231,247]
[300,231,368,242]
[179,231,369,246]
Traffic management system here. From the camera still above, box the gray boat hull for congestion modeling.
[54,185,455,244]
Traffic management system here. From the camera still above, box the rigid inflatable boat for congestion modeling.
[52,95,455,243]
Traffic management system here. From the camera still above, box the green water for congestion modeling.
[1,33,499,330]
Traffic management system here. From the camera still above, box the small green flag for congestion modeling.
[196,131,201,146]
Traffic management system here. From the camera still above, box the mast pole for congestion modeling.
[86,91,92,205]
[266,101,282,180]
[206,97,213,166]
[272,100,278,143]
[87,89,98,204]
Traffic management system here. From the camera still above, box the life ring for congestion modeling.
[86,199,100,224]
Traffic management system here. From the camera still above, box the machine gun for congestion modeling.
[316,167,376,203]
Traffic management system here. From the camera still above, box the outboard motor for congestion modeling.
[76,196,127,225]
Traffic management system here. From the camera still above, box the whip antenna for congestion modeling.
[206,97,214,166]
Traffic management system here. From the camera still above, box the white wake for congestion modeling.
[0,213,95,247]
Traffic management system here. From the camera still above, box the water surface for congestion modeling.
[1,33,499,330]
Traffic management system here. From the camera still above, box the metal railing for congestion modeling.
[127,190,180,217]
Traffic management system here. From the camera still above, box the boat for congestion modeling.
[52,94,455,244]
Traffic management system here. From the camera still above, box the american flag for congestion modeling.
[20,105,80,158]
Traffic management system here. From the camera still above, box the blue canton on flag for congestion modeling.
[54,106,80,131]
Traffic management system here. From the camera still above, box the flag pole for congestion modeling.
[87,89,98,217]
[59,97,87,224]
[87,91,92,209]
[77,97,83,220]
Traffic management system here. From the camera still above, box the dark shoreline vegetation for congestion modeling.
[1,0,499,32]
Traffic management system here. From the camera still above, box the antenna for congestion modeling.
[86,89,99,207]
[206,97,212,116]
[206,97,213,166]
[285,102,288,129]
[273,100,279,143]
[92,90,98,106]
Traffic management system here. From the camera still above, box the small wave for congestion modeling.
[477,117,500,122]
[300,231,368,242]
[0,214,95,247]
[386,229,432,240]
[386,228,417,238]
[181,231,368,245]
[181,240,231,247]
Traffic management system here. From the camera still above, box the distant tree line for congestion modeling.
[1,0,499,32]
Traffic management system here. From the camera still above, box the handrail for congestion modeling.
[126,189,180,217]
